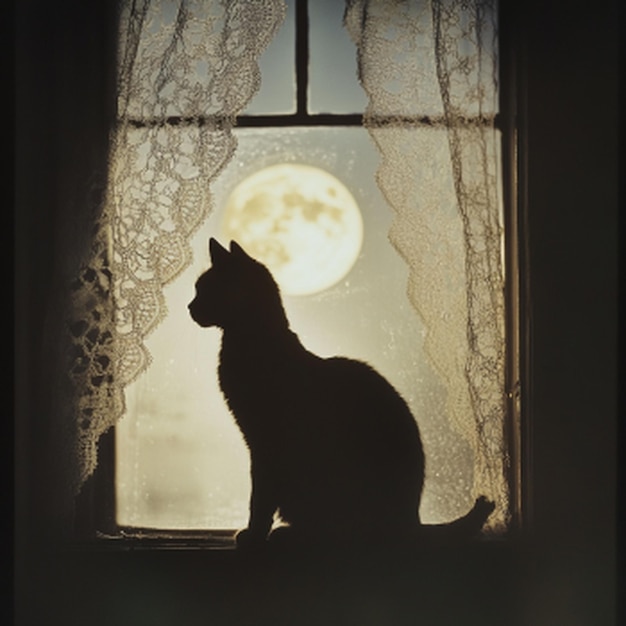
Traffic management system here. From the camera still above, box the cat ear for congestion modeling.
[209,238,230,266]
[229,241,252,261]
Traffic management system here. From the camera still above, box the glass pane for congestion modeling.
[116,126,476,529]
[308,0,367,114]
[242,0,296,115]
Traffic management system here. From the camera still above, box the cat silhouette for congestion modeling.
[188,238,494,549]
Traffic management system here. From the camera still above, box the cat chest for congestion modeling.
[217,353,312,424]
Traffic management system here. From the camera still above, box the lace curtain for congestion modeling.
[65,0,286,499]
[65,0,507,530]
[346,0,508,528]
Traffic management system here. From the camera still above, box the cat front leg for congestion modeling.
[235,504,273,550]
[236,454,277,550]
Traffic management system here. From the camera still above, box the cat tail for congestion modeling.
[417,496,496,546]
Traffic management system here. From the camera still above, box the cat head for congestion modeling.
[188,238,285,330]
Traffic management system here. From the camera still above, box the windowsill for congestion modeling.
[89,528,239,550]
[68,527,517,556]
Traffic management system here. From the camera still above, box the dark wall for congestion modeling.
[15,0,118,544]
[15,1,619,624]
[520,2,620,623]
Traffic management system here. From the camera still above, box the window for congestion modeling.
[99,0,515,540]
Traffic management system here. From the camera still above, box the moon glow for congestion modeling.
[220,163,363,296]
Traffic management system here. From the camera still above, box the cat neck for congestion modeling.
[220,323,305,366]
[220,310,297,347]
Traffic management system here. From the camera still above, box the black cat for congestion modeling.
[188,238,494,549]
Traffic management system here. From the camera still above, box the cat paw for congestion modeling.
[235,527,268,551]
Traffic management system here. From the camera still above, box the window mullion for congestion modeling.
[295,0,309,119]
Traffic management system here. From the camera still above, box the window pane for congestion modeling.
[308,0,367,114]
[116,126,476,529]
[242,0,296,115]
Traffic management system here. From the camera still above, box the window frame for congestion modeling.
[79,0,524,545]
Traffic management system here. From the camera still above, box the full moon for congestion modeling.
[220,163,363,296]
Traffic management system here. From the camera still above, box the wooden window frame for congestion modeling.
[80,0,523,546]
